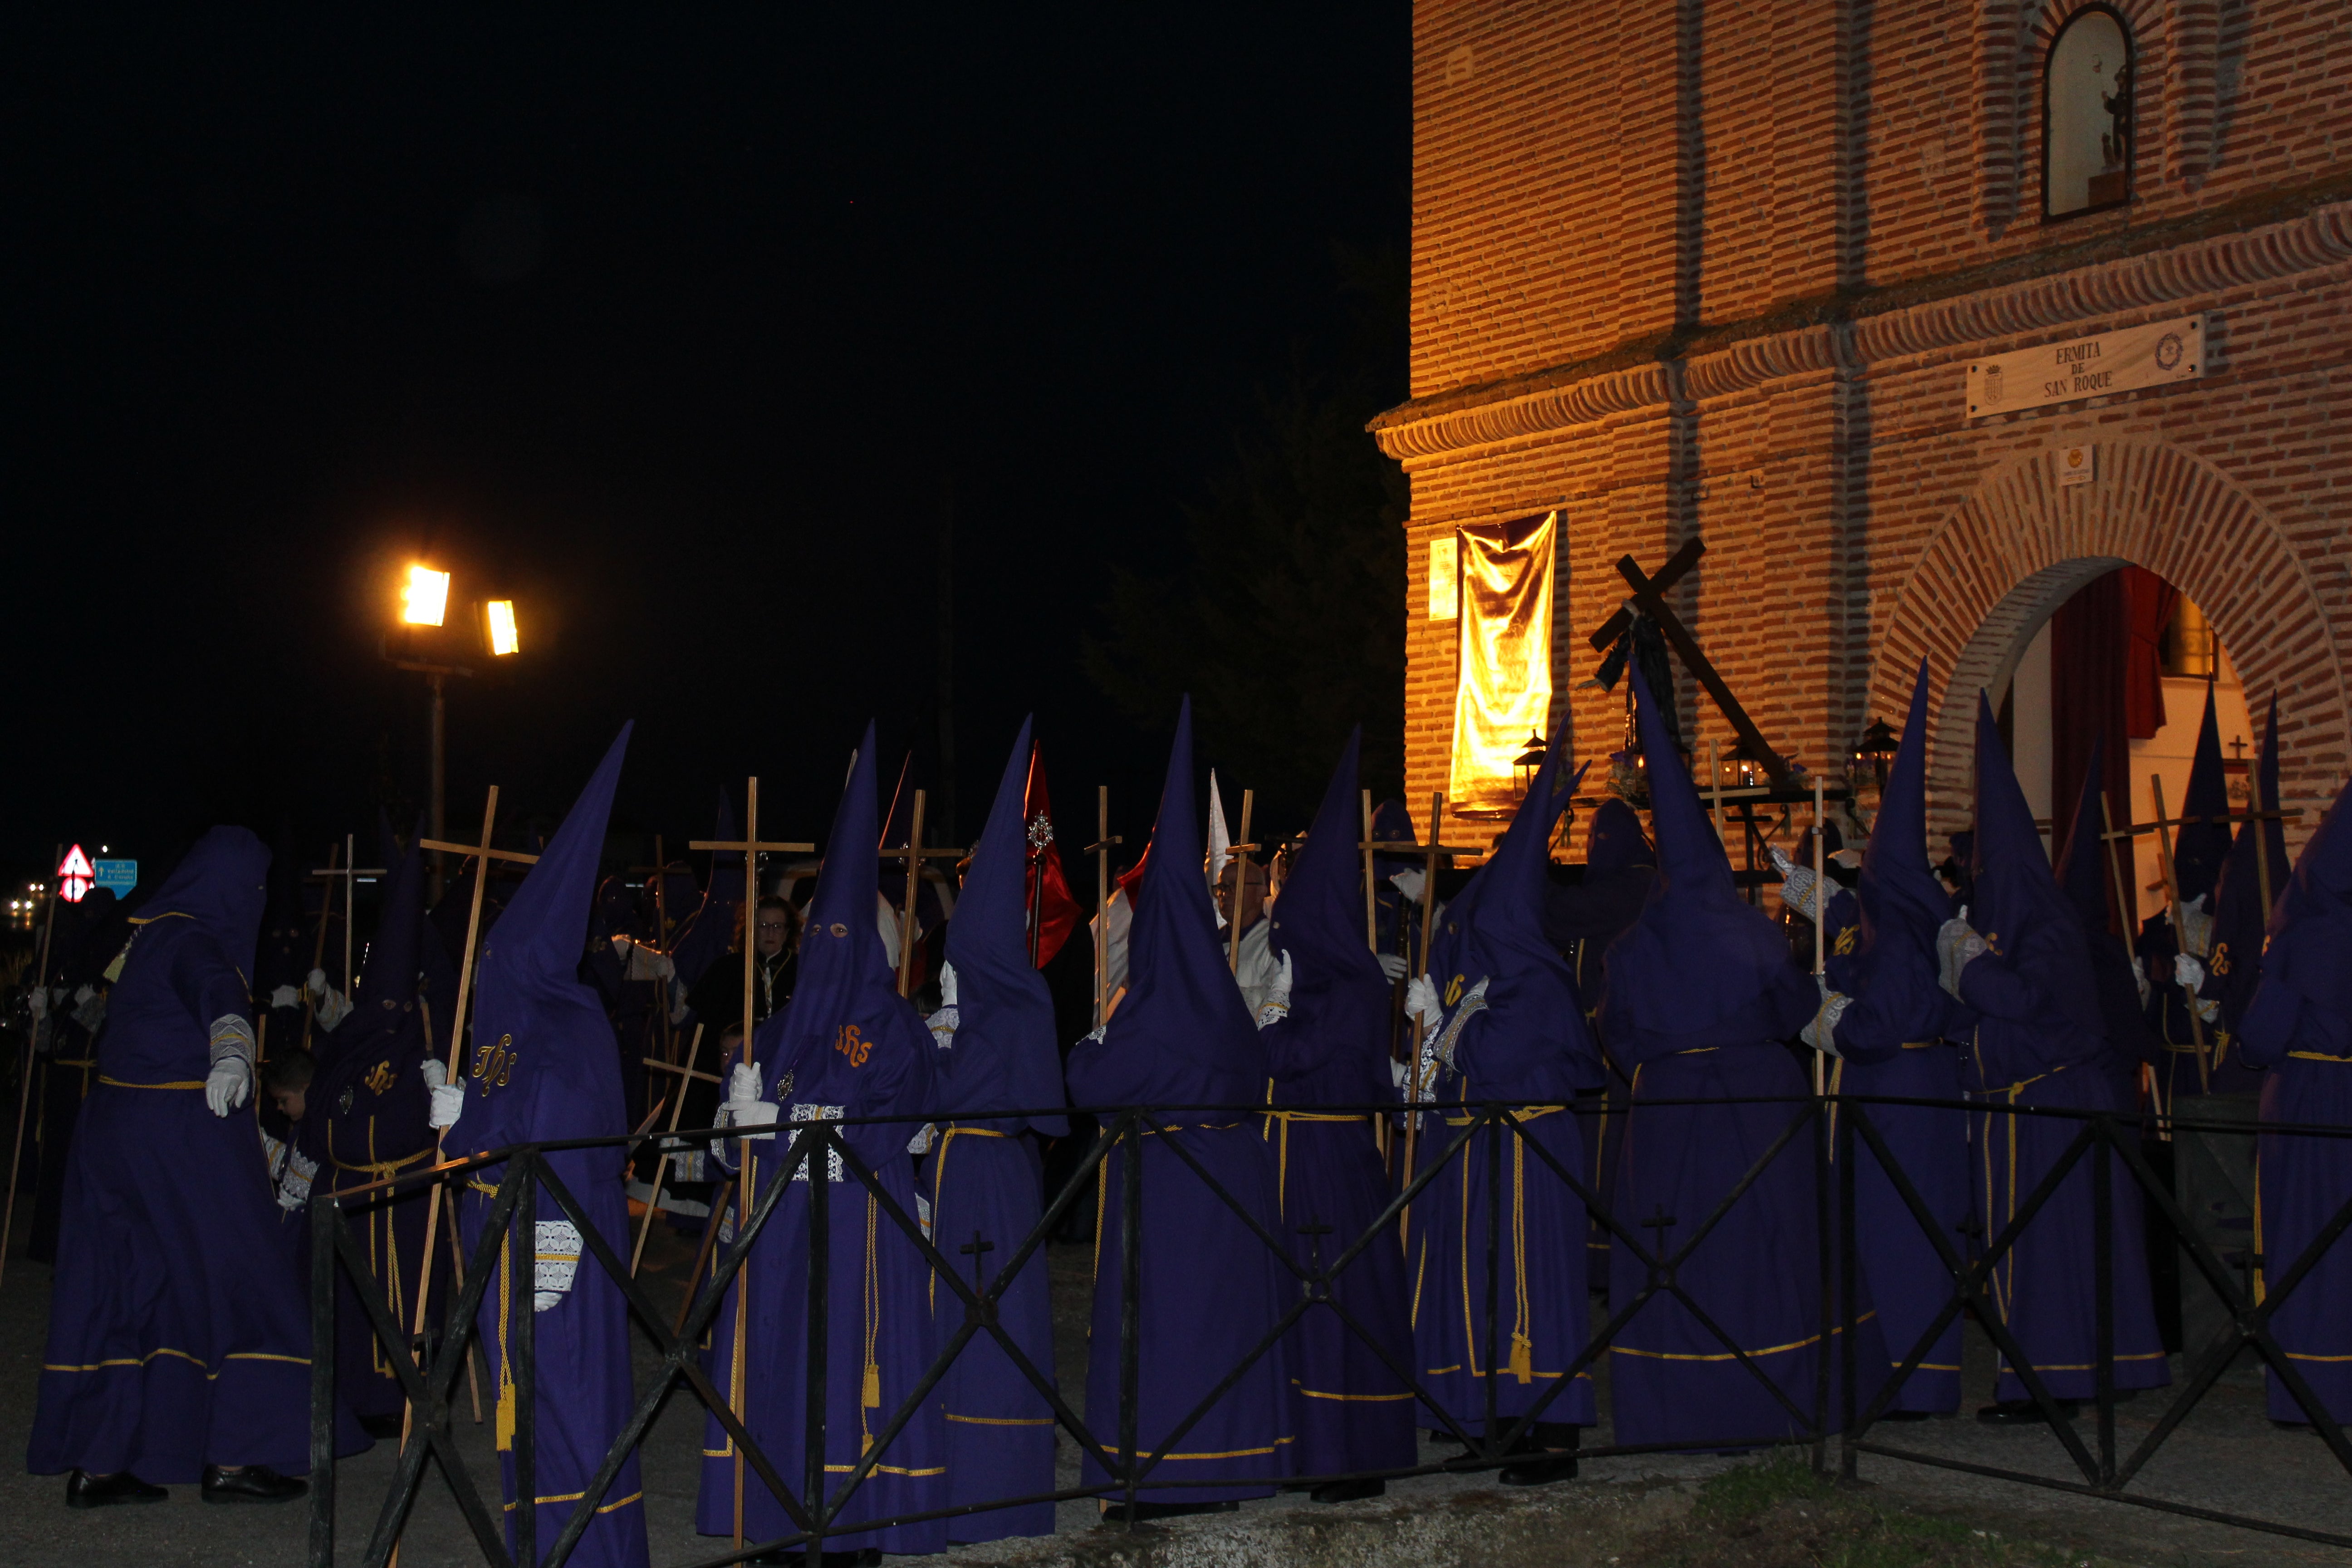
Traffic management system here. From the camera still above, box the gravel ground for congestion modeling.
[0,1216,2347,1568]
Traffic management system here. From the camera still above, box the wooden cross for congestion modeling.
[688,777,826,1550]
[1396,791,1487,1246]
[1219,784,1256,974]
[630,1023,717,1276]
[877,789,967,1000]
[1584,536,1794,789]
[309,833,388,995]
[1086,787,1122,1028]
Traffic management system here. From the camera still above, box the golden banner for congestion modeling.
[1447,513,1556,817]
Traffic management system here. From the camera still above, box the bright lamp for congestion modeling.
[402,565,451,627]
[486,599,520,656]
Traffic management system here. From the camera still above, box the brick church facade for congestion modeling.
[1378,0,2352,858]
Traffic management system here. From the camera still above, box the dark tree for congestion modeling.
[1083,247,1407,833]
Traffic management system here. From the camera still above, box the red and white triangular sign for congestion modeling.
[57,844,95,904]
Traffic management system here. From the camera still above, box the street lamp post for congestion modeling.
[385,564,519,899]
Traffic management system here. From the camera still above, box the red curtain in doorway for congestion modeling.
[2122,565,2179,740]
[2050,569,2132,905]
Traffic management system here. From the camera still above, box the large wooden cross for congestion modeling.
[877,789,966,999]
[1086,788,1122,1027]
[1585,537,1794,789]
[309,833,387,996]
[689,779,813,1550]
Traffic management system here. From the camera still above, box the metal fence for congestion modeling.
[304,1091,2352,1568]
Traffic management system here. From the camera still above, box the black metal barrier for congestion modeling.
[304,1093,2352,1568]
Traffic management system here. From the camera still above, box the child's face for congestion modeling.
[270,1085,306,1122]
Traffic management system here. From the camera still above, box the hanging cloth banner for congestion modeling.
[1448,511,1557,818]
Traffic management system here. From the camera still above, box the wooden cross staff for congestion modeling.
[1585,536,1795,790]
[1397,794,1485,1249]
[309,833,387,997]
[878,791,968,1000]
[393,787,539,1530]
[1087,787,1122,1028]
[1221,787,1256,975]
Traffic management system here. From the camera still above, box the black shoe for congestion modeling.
[1102,1499,1239,1523]
[1308,1477,1386,1504]
[64,1470,166,1509]
[1975,1399,2080,1426]
[201,1464,308,1504]
[358,1412,407,1441]
[1500,1454,1578,1486]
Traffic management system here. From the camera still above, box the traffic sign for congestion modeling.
[56,845,94,903]
[93,859,137,897]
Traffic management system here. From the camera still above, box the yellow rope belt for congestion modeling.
[1260,1109,1371,1216]
[2290,1051,2352,1063]
[332,1147,434,1176]
[97,1075,204,1090]
[1436,1105,1564,1384]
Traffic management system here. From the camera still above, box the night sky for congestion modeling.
[3,7,1409,891]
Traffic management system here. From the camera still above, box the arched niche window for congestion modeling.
[2045,7,2134,220]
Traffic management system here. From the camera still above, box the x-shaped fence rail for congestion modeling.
[305,1094,2352,1568]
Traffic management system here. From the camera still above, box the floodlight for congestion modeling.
[486,599,520,656]
[402,564,451,627]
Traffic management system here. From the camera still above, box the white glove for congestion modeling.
[205,1058,251,1116]
[204,1015,255,1117]
[423,1060,462,1128]
[73,984,94,1006]
[305,967,329,997]
[1389,868,1426,903]
[1254,951,1294,1030]
[25,988,45,1021]
[269,984,300,1010]
[723,1061,774,1140]
[938,960,959,1009]
[2132,955,2150,1005]
[2174,952,2207,990]
[1377,951,1407,982]
[1404,973,1444,1031]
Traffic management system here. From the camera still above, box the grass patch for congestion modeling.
[1623,1450,2121,1568]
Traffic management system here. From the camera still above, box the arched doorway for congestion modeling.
[1872,441,2344,853]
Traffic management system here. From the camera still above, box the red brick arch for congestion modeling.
[1873,441,2347,844]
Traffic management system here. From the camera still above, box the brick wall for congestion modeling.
[1391,0,2352,857]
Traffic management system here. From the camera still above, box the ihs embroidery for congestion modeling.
[364,1060,397,1097]
[470,1033,518,1091]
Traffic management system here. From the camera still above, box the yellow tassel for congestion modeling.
[862,1363,882,1409]
[495,1374,516,1451]
[1509,1333,1533,1385]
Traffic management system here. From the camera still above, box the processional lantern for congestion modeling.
[1851,716,1901,794]
[1513,730,1548,798]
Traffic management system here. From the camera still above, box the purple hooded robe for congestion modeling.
[1410,732,1605,1436]
[2238,764,2352,1421]
[29,827,343,1482]
[445,727,650,1568]
[696,723,947,1554]
[1065,698,1297,1503]
[1955,693,2170,1404]
[1599,666,1863,1448]
[1256,728,1416,1473]
[925,716,1070,1540]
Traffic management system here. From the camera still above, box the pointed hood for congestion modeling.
[1840,661,1965,1055]
[1970,692,2101,1035]
[941,717,1068,1133]
[1098,698,1262,1102]
[132,826,271,982]
[2173,685,2233,905]
[1599,663,1799,1041]
[2258,741,2352,1016]
[456,725,632,1151]
[1421,726,1602,1097]
[751,722,936,1141]
[1269,729,1382,984]
[2213,696,2288,1032]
